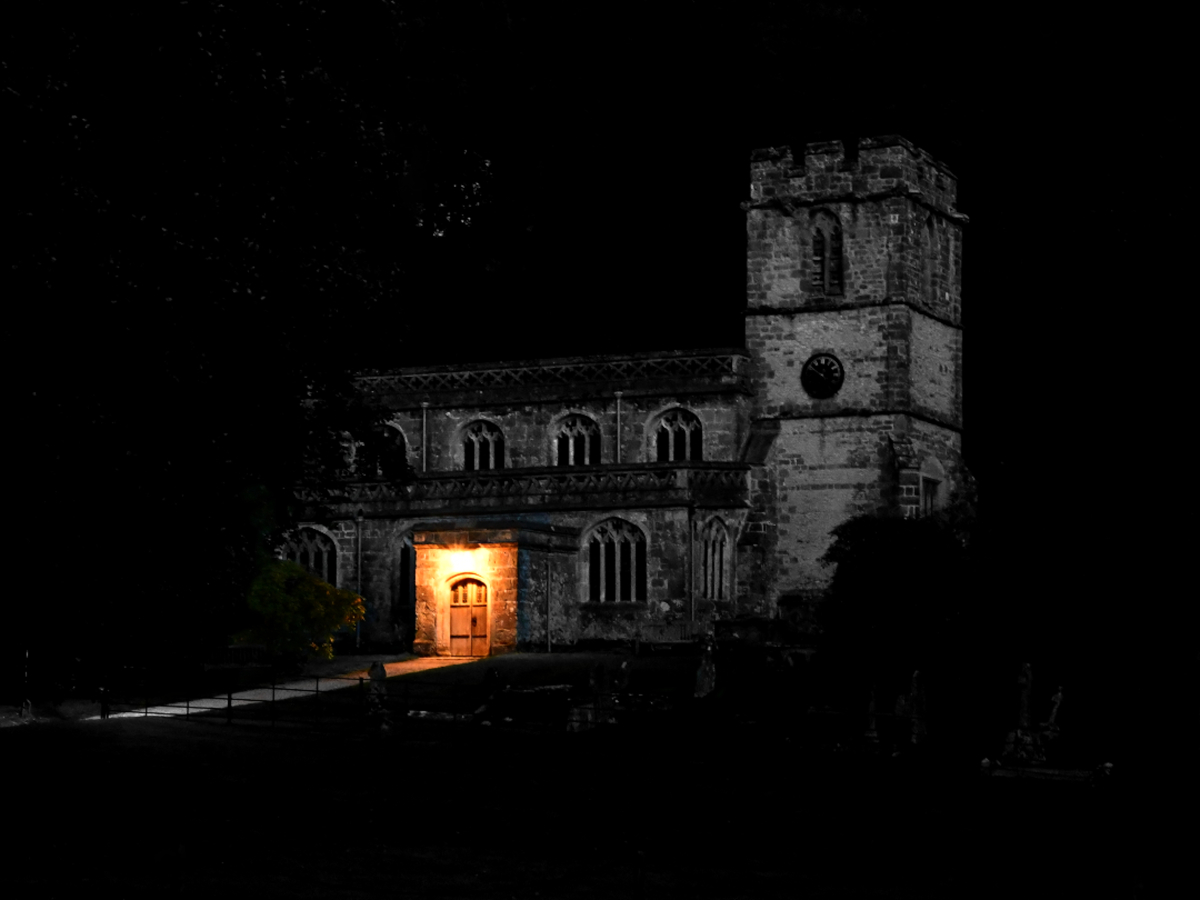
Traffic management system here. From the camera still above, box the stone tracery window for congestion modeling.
[555,414,601,466]
[283,527,338,587]
[586,518,647,603]
[811,210,844,295]
[700,518,730,601]
[655,408,703,462]
[463,420,505,471]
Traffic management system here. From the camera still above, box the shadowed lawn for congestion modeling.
[5,699,1161,899]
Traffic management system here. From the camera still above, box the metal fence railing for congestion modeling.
[97,668,693,736]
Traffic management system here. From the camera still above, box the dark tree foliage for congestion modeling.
[8,5,497,657]
[240,560,365,665]
[820,513,972,669]
[815,506,1015,751]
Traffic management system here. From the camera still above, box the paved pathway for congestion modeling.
[90,656,477,720]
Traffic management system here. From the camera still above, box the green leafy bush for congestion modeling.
[239,559,365,662]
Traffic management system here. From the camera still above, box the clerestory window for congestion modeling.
[555,414,601,466]
[586,518,647,603]
[463,420,505,471]
[283,527,338,587]
[655,409,703,462]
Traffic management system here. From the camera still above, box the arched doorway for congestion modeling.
[448,577,490,657]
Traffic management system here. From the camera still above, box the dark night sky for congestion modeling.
[6,4,1183,650]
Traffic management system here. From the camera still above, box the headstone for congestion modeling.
[694,636,716,699]
[893,691,911,755]
[1046,686,1063,726]
[1017,662,1033,731]
[366,661,390,732]
[864,686,879,743]
[1039,685,1063,756]
[909,670,928,745]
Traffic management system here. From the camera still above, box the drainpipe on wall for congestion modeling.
[420,402,429,473]
[614,391,623,464]
[356,508,364,649]
[688,505,696,624]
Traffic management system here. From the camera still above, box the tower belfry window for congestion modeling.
[811,211,844,295]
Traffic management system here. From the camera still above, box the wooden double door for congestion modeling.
[449,578,489,657]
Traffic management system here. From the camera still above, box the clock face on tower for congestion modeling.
[800,353,845,399]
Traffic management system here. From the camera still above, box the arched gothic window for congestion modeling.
[700,518,730,601]
[555,414,601,466]
[811,210,844,295]
[586,518,647,603]
[463,420,505,471]
[283,527,338,587]
[356,424,408,480]
[655,409,703,462]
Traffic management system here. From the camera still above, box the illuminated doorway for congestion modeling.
[449,577,490,657]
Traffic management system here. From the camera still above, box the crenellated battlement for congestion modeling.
[749,135,962,218]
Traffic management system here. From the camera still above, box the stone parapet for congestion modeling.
[296,462,751,516]
[748,135,963,218]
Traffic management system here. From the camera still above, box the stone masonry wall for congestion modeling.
[895,417,966,517]
[761,416,896,599]
[747,137,964,324]
[388,501,744,657]
[516,547,578,648]
[909,314,963,425]
[746,307,894,415]
[404,393,746,473]
[746,197,903,310]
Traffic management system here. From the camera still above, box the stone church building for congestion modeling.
[288,135,967,656]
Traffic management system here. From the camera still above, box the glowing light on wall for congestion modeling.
[448,549,478,574]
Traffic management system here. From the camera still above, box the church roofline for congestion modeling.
[355,346,746,379]
[354,347,752,403]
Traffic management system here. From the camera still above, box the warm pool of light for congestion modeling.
[448,549,478,573]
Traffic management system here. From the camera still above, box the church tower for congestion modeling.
[739,136,967,611]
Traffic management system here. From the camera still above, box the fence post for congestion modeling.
[271,671,276,728]
[227,690,232,725]
[315,675,320,727]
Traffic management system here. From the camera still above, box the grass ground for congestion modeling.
[4,649,1169,898]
